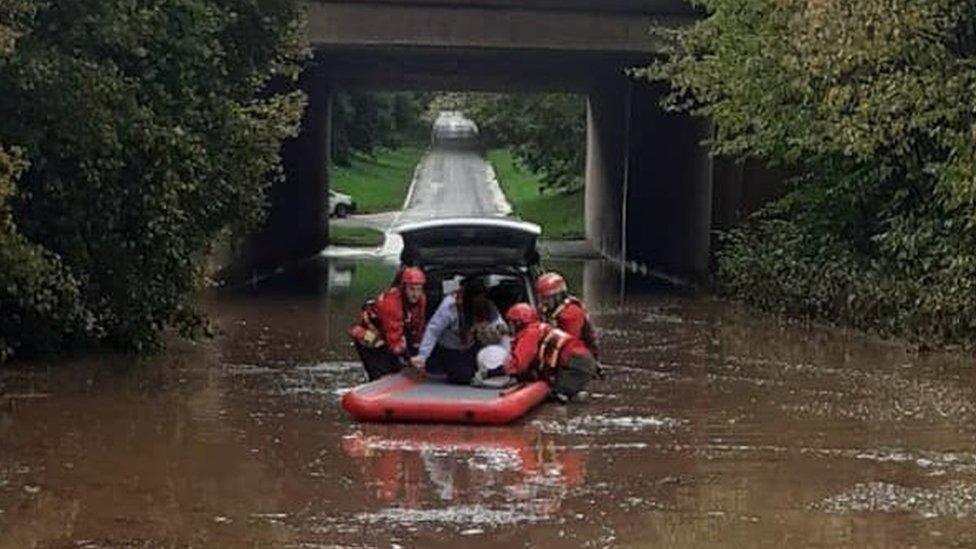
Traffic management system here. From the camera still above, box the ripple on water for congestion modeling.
[233,361,365,399]
[353,503,549,527]
[800,447,976,474]
[297,361,363,374]
[812,480,976,518]
[532,414,684,435]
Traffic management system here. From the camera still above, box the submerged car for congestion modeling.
[329,189,356,218]
[397,217,542,317]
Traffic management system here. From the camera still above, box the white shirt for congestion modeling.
[417,294,504,360]
[418,294,468,359]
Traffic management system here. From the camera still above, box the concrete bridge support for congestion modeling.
[229,59,332,279]
[585,78,714,281]
[585,79,629,264]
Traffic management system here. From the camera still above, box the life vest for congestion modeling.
[551,295,598,355]
[349,297,386,349]
[537,325,572,374]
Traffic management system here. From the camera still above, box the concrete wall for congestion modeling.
[624,82,713,279]
[584,78,715,281]
[711,158,789,231]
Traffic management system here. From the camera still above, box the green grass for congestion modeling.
[329,225,385,247]
[488,149,584,240]
[330,145,426,213]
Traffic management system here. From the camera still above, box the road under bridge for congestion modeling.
[237,0,781,282]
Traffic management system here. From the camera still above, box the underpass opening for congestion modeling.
[235,0,735,284]
[310,62,719,284]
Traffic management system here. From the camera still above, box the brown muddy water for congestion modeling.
[2,257,975,548]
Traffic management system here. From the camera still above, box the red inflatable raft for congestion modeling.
[342,372,551,425]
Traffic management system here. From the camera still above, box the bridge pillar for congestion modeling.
[226,58,332,280]
[585,79,628,263]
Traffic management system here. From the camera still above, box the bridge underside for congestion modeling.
[321,47,645,92]
[233,1,764,283]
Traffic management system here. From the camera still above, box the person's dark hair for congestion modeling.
[470,295,495,323]
[460,277,489,333]
[461,277,486,298]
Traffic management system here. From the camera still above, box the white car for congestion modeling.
[329,189,356,218]
[431,111,480,148]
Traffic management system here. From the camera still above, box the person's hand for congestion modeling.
[409,355,425,370]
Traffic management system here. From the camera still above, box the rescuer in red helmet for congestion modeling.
[349,266,427,381]
[481,302,598,403]
[534,271,599,358]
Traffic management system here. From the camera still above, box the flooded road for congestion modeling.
[2,257,976,548]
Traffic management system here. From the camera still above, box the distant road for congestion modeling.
[327,112,512,258]
[392,112,510,226]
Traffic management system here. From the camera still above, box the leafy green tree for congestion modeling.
[431,92,586,193]
[0,1,88,361]
[646,0,976,347]
[0,0,307,359]
[331,91,430,166]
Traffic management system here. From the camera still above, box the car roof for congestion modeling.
[396,217,540,236]
[397,217,541,269]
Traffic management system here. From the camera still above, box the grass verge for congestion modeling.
[330,145,426,213]
[488,149,584,240]
[329,225,385,247]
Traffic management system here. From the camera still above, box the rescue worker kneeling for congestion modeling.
[349,267,427,381]
[481,303,599,403]
[535,271,599,357]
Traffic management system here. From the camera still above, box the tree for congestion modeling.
[0,0,307,359]
[331,91,430,166]
[0,0,89,361]
[645,0,976,346]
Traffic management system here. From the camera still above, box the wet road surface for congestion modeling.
[392,146,510,225]
[2,258,976,547]
[398,113,509,223]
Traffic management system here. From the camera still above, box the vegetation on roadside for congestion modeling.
[647,0,976,348]
[329,225,385,248]
[489,149,584,240]
[330,145,426,213]
[431,93,586,193]
[0,0,307,362]
[331,91,431,166]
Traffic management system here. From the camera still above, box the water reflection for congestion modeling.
[341,424,585,517]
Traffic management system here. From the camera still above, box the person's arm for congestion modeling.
[417,296,455,361]
[558,305,586,340]
[503,329,537,376]
[376,293,406,356]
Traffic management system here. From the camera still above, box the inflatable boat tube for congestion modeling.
[342,371,551,425]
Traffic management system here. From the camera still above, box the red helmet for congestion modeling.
[400,267,426,286]
[505,303,538,329]
[535,272,567,298]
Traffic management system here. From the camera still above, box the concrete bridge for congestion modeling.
[240,0,776,282]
